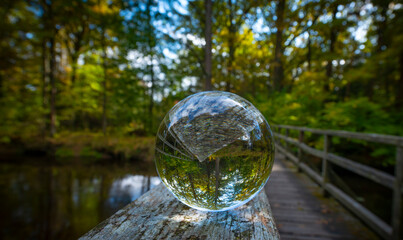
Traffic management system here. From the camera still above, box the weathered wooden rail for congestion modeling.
[273,124,403,240]
[80,184,279,239]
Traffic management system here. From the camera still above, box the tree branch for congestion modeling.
[284,13,320,48]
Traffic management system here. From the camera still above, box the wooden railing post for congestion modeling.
[285,129,289,151]
[275,126,281,153]
[297,130,304,172]
[275,126,280,145]
[321,134,329,197]
[392,146,403,240]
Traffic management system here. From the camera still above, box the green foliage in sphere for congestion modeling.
[155,91,275,211]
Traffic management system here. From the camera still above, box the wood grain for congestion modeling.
[80,184,279,240]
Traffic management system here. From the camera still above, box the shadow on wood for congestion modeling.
[79,184,279,240]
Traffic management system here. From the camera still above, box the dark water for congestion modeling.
[0,158,159,240]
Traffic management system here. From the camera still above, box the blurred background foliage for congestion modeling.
[0,0,402,164]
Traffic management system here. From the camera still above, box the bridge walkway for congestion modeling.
[265,153,379,240]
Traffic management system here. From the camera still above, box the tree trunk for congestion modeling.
[101,30,107,136]
[43,0,57,137]
[42,40,48,108]
[149,61,154,132]
[307,31,312,71]
[226,0,235,92]
[49,34,56,137]
[204,0,212,91]
[272,0,285,91]
[71,31,85,86]
[71,55,78,86]
[396,50,403,110]
[41,39,48,137]
[214,157,220,206]
[368,6,388,100]
[187,173,198,201]
[70,54,78,130]
[376,7,387,53]
[0,71,3,98]
[205,161,210,193]
[142,86,148,132]
[325,6,338,92]
[147,0,154,133]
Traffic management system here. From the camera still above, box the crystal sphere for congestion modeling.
[155,91,275,211]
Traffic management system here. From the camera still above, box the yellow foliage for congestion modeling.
[289,102,301,110]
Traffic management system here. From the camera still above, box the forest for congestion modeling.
[1,0,403,163]
[2,1,403,239]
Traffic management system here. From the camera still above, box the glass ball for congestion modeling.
[155,91,275,211]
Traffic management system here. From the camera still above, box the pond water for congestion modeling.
[0,157,159,240]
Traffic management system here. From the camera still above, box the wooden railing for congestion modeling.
[272,124,403,240]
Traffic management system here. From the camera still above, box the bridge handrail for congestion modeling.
[273,124,402,240]
[274,124,403,146]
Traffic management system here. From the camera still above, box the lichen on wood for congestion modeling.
[79,184,279,240]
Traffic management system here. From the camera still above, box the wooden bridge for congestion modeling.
[272,125,402,240]
[80,125,403,240]
[266,154,377,239]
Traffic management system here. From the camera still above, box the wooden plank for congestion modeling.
[392,146,403,240]
[80,184,280,240]
[327,152,395,189]
[274,133,323,159]
[325,183,392,239]
[274,124,403,147]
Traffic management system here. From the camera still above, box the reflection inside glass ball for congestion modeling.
[155,91,275,211]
